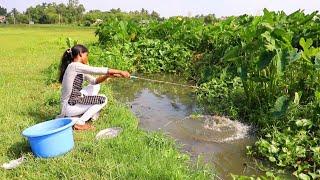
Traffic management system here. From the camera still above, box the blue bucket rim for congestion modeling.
[22,118,77,138]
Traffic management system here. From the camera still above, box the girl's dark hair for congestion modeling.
[59,44,88,83]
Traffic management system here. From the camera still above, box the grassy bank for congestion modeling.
[0,26,213,179]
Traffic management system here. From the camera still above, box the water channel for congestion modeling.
[109,74,265,179]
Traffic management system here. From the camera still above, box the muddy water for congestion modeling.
[109,74,264,179]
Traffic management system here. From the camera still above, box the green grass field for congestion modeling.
[0,26,213,179]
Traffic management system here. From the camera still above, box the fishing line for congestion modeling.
[130,75,201,89]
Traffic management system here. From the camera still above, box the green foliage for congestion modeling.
[89,44,135,71]
[95,19,142,45]
[197,76,244,118]
[94,18,199,74]
[66,37,78,48]
[253,118,320,179]
[0,5,6,16]
[44,62,59,84]
[94,9,320,178]
[34,8,320,178]
[132,39,191,73]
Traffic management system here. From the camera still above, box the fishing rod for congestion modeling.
[130,75,201,89]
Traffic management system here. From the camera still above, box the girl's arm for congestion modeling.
[84,69,130,85]
[75,63,109,75]
[75,63,130,78]
[95,69,130,84]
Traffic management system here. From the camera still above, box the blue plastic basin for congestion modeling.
[22,118,76,158]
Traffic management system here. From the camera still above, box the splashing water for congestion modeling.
[177,115,251,143]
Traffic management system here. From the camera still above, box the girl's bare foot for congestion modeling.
[73,123,95,131]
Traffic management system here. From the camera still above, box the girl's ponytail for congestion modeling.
[59,45,88,83]
[59,49,73,83]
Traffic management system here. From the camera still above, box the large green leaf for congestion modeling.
[299,38,313,51]
[271,95,289,117]
[258,50,276,70]
[298,11,318,25]
[275,49,284,76]
[263,8,274,23]
[261,31,276,51]
[273,28,293,46]
[223,46,241,61]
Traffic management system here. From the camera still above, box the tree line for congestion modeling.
[0,0,164,25]
[0,1,217,25]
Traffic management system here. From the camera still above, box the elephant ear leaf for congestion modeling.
[223,46,241,62]
[271,95,289,117]
[299,38,313,51]
[258,50,275,70]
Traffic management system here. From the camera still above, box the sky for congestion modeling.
[1,0,320,17]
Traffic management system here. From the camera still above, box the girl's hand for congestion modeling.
[107,69,130,78]
[120,71,130,78]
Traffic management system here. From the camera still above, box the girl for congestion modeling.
[57,44,130,130]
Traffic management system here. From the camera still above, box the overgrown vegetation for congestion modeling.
[87,9,320,178]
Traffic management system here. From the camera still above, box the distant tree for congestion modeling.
[0,5,7,16]
[110,8,121,14]
[68,0,79,8]
[3,2,167,25]
[84,10,104,24]
[66,0,85,23]
[76,4,85,22]
[16,13,28,24]
[194,13,217,24]
[141,8,148,15]
[10,8,19,24]
[204,14,217,24]
[26,6,41,23]
[151,11,160,20]
[45,3,59,23]
[12,8,18,17]
[56,3,67,23]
